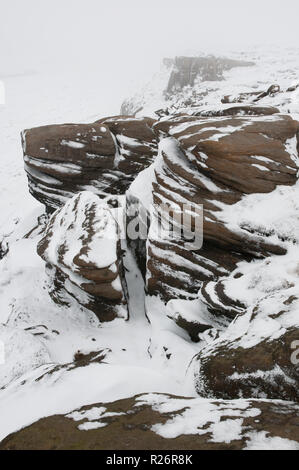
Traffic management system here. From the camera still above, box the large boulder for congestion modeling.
[37,191,128,322]
[22,116,157,212]
[192,247,299,400]
[145,114,299,302]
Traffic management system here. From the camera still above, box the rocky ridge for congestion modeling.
[3,50,298,449]
[22,98,299,401]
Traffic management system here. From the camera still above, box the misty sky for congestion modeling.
[1,0,299,78]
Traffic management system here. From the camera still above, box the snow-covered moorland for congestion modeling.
[0,46,299,450]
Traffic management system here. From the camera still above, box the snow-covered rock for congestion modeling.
[1,393,298,450]
[2,46,299,450]
[22,117,157,212]
[37,191,128,321]
[145,114,299,306]
[192,247,299,400]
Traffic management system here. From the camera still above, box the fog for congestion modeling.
[1,0,298,81]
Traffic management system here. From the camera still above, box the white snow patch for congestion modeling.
[61,140,86,149]
[245,431,299,450]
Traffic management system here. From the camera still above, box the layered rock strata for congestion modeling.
[146,114,299,301]
[22,117,157,212]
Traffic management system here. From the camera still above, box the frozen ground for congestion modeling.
[0,47,298,449]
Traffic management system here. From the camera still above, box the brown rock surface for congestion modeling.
[22,117,157,212]
[146,114,298,302]
[193,258,299,400]
[195,327,299,401]
[96,115,157,175]
[1,394,298,450]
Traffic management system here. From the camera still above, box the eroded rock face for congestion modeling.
[37,191,128,322]
[166,56,255,94]
[145,114,299,302]
[120,56,255,118]
[96,115,157,175]
[1,394,298,450]
[22,117,157,212]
